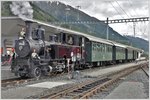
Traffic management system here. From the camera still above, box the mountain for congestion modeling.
[124,35,149,52]
[1,1,130,45]
[2,1,148,52]
[1,1,58,22]
[32,1,130,45]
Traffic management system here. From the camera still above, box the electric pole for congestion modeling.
[133,22,136,37]
[106,17,109,40]
[76,6,81,21]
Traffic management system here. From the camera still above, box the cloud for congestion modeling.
[57,0,148,18]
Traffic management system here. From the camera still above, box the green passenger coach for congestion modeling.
[91,42,112,62]
[84,35,113,66]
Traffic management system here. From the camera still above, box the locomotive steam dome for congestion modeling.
[15,39,30,57]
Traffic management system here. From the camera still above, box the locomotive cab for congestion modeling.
[32,25,45,41]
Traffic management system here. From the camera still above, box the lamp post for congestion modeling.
[112,34,114,40]
[65,7,70,22]
[76,6,81,21]
[106,17,109,40]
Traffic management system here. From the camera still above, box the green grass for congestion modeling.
[31,3,58,22]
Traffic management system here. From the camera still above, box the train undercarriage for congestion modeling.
[11,57,68,78]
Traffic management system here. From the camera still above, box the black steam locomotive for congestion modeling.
[11,21,83,78]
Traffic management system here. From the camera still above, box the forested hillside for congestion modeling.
[125,36,148,52]
[2,1,148,53]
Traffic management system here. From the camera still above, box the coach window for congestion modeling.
[93,43,95,51]
[103,44,105,52]
[33,26,45,40]
[92,43,94,50]
[96,43,98,51]
[67,35,74,45]
[100,43,102,52]
[107,46,109,52]
[79,37,82,46]
[92,46,94,51]
[56,33,61,43]
[101,44,103,52]
[105,45,107,52]
[61,33,66,44]
[49,35,57,42]
[110,47,111,52]
[98,44,100,51]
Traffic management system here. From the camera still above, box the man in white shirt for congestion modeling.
[19,28,26,39]
[31,49,40,59]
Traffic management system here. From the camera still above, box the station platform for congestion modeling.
[82,61,147,77]
[1,81,72,99]
[105,82,146,99]
[1,65,18,80]
[104,68,149,99]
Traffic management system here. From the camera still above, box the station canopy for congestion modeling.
[1,17,62,37]
[1,16,113,45]
[1,16,143,52]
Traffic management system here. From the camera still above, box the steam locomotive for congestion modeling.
[11,21,83,78]
[11,21,142,78]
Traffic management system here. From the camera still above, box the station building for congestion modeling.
[1,17,24,56]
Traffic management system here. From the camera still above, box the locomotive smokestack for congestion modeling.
[25,21,32,39]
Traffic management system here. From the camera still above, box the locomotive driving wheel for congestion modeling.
[31,67,41,78]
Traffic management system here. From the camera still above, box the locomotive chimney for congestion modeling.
[25,21,33,39]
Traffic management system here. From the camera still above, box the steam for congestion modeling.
[10,1,33,19]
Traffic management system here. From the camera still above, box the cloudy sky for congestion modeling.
[51,0,149,41]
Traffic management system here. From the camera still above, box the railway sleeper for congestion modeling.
[65,93,79,97]
[83,86,93,90]
[85,85,93,88]
[62,95,74,99]
[73,89,85,93]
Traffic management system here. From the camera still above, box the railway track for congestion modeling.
[1,62,127,88]
[1,78,33,87]
[1,72,66,88]
[140,65,149,78]
[40,62,148,99]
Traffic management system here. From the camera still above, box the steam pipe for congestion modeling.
[25,21,33,39]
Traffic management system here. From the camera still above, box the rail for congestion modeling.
[1,71,66,88]
[40,61,148,99]
[140,65,149,78]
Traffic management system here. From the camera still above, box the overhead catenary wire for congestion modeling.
[109,1,124,19]
[127,0,148,35]
[112,0,148,37]
[115,0,130,18]
[127,0,139,16]
[109,1,132,31]
[110,1,148,38]
[127,0,143,34]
